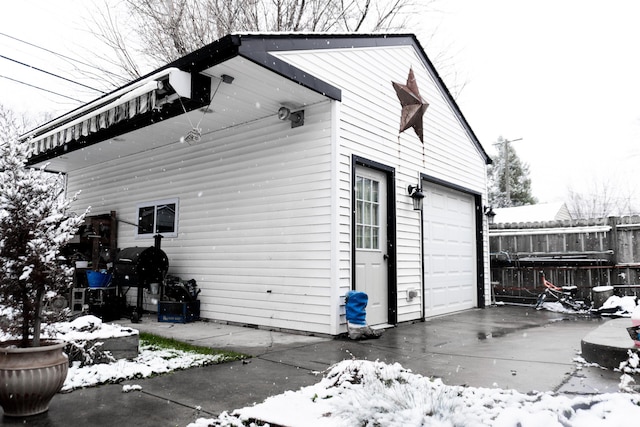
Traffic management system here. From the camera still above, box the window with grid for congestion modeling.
[356,176,380,250]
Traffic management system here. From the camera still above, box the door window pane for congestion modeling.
[356,176,380,250]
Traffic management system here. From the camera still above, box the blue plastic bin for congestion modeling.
[86,270,112,288]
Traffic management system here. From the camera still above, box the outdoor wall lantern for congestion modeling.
[484,205,496,225]
[407,185,425,211]
[278,106,305,128]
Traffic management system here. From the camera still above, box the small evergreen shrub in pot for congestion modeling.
[0,135,88,417]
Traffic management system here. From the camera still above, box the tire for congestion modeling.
[560,297,585,312]
[536,292,546,309]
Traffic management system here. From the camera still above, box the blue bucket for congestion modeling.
[86,270,112,288]
[345,290,368,326]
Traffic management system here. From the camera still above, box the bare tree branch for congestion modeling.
[566,177,640,219]
[0,104,44,141]
[74,0,479,105]
[83,0,426,82]
[88,1,145,83]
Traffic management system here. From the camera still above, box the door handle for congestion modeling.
[383,254,389,260]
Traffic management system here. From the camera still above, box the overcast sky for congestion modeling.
[2,1,639,207]
[421,1,640,207]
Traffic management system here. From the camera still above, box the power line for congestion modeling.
[0,31,123,80]
[0,54,105,93]
[0,74,84,103]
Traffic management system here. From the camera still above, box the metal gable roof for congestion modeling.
[165,33,492,165]
[25,33,491,167]
[234,33,491,165]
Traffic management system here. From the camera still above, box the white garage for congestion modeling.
[422,181,478,317]
[27,33,492,335]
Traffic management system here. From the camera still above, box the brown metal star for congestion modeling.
[392,68,429,143]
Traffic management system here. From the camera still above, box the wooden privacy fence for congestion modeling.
[489,215,640,304]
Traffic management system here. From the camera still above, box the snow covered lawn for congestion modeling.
[190,359,640,427]
[62,337,236,392]
[1,314,244,393]
[55,315,243,392]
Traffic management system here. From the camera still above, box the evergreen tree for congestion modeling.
[0,105,89,346]
[487,136,537,208]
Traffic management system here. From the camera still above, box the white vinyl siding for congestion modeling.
[275,44,490,321]
[67,101,337,334]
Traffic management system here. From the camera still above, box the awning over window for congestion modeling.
[28,68,191,157]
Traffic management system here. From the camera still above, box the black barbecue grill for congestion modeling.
[113,236,168,322]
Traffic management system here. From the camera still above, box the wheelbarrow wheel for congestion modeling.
[535,292,547,310]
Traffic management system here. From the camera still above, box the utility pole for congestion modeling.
[494,137,522,207]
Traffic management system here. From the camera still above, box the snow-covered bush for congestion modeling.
[618,350,640,392]
[0,135,89,347]
[49,315,124,367]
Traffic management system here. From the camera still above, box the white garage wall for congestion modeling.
[63,37,490,335]
[274,43,490,321]
[67,101,340,334]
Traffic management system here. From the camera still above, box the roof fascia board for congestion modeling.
[235,34,424,102]
[148,33,342,101]
[238,47,342,102]
[161,34,242,73]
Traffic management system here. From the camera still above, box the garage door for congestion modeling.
[423,182,477,317]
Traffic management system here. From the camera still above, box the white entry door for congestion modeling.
[355,167,388,325]
[423,182,476,317]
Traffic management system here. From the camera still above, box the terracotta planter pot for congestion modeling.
[0,340,68,417]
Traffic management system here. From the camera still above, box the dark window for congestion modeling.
[136,199,178,238]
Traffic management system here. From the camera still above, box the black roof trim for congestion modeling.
[236,36,342,101]
[160,34,342,102]
[160,34,242,74]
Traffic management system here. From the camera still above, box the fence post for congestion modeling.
[608,216,618,266]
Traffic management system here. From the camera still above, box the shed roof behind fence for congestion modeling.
[494,202,572,224]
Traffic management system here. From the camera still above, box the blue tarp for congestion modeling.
[345,290,368,325]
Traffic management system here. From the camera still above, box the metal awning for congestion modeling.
[26,68,192,158]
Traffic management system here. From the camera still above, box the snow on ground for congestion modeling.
[55,315,231,392]
[62,340,230,392]
[186,301,640,426]
[4,313,640,425]
[189,359,640,427]
[1,314,231,393]
[538,301,584,314]
[51,314,136,340]
[600,295,638,316]
[540,295,638,317]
